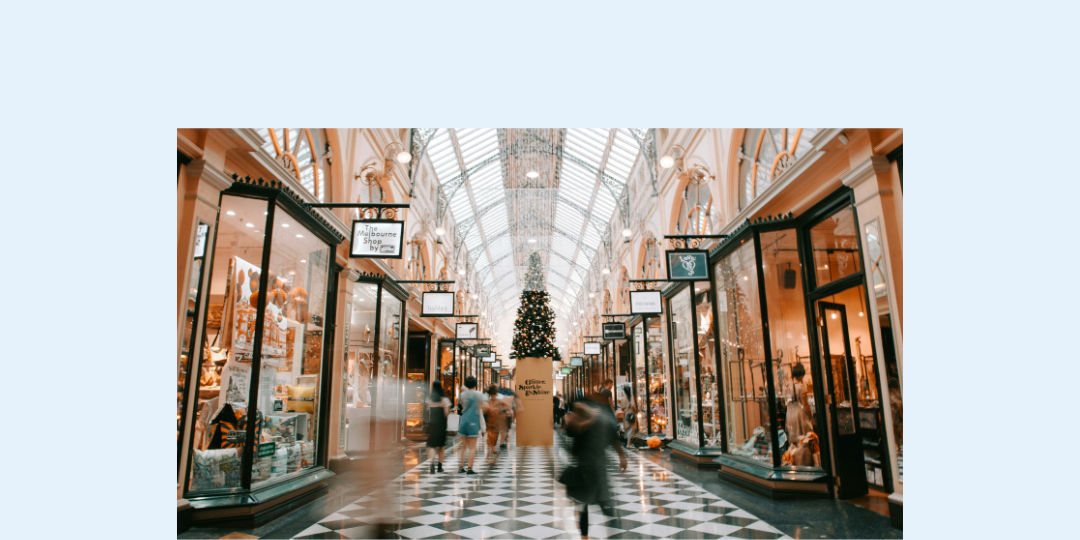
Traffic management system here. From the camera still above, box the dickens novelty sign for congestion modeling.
[350,220,405,259]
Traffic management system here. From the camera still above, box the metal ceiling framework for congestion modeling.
[427,129,641,321]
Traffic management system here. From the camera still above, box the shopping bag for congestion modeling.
[446,412,460,433]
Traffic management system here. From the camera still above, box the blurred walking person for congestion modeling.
[425,382,451,473]
[456,376,483,475]
[560,399,627,540]
[482,385,510,466]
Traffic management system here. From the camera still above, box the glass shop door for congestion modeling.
[818,301,870,499]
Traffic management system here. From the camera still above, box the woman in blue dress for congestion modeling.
[456,376,483,475]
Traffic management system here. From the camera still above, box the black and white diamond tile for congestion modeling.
[294,440,790,540]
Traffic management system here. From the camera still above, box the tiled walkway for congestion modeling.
[293,436,789,539]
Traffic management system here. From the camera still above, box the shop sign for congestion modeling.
[421,291,455,317]
[561,367,572,374]
[630,290,662,314]
[475,344,491,356]
[491,361,501,369]
[194,224,209,258]
[603,322,626,340]
[666,249,709,281]
[456,322,478,339]
[584,342,601,355]
[257,442,276,458]
[350,220,405,259]
[570,356,583,366]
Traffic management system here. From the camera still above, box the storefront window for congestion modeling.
[251,205,331,487]
[438,340,455,404]
[759,229,820,468]
[695,281,721,448]
[810,206,862,288]
[187,195,266,491]
[186,194,331,493]
[669,287,698,447]
[349,282,380,412]
[633,324,647,433]
[646,316,669,436]
[179,223,208,463]
[376,288,403,441]
[715,239,772,464]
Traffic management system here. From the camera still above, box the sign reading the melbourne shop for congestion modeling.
[630,290,663,314]
[666,249,709,281]
[421,291,455,317]
[350,220,405,259]
[603,322,626,340]
[584,342,601,355]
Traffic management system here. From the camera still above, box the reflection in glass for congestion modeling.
[669,287,698,446]
[179,254,204,455]
[376,288,403,442]
[714,239,771,463]
[810,206,862,287]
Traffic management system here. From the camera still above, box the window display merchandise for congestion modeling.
[646,317,670,437]
[669,287,698,447]
[182,185,338,500]
[695,281,722,449]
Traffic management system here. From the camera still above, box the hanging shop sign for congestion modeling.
[630,290,663,314]
[602,322,626,340]
[456,322,478,339]
[561,367,572,374]
[475,344,491,357]
[666,249,709,281]
[421,291,455,317]
[491,361,501,369]
[570,356,583,366]
[584,342,601,355]
[481,354,495,363]
[194,224,209,258]
[350,220,405,259]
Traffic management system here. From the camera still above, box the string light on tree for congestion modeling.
[511,252,561,362]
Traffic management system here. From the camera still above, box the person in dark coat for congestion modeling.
[425,382,451,473]
[564,399,627,539]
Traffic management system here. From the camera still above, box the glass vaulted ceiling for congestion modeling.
[426,129,641,319]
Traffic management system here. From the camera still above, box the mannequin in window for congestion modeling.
[784,363,819,466]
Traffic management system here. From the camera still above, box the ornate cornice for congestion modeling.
[229,174,347,244]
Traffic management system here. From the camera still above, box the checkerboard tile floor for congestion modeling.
[294,443,790,539]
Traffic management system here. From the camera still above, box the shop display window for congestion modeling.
[179,223,208,464]
[646,316,670,437]
[810,206,862,288]
[438,340,455,404]
[185,193,332,494]
[760,229,821,469]
[695,281,721,448]
[714,239,772,464]
[669,287,698,447]
[633,324,648,432]
[375,288,403,440]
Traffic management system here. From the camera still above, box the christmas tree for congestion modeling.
[511,252,559,360]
